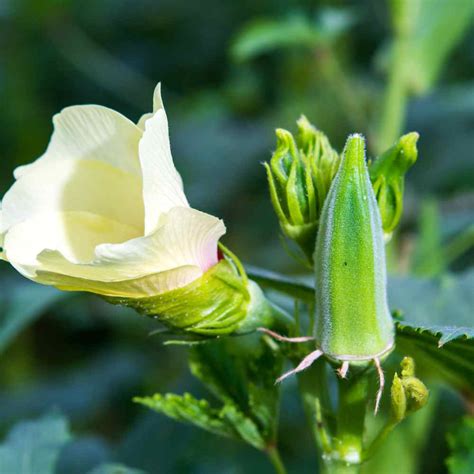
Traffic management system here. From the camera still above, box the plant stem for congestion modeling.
[333,371,369,464]
[375,34,410,153]
[362,419,398,462]
[320,461,361,474]
[297,360,333,455]
[266,446,287,474]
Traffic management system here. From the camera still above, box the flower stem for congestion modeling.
[266,446,287,474]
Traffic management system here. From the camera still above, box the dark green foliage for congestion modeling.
[446,417,474,474]
[136,335,283,451]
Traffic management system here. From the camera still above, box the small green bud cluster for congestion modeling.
[391,357,429,422]
[369,132,419,239]
[267,122,418,255]
[265,116,340,262]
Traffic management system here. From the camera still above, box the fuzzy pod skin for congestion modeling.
[314,134,394,363]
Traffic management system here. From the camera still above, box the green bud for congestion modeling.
[265,117,339,262]
[391,373,407,422]
[369,132,419,238]
[390,357,429,422]
[404,376,429,413]
[314,134,394,363]
[104,254,281,337]
[400,356,415,378]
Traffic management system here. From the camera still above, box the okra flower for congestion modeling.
[0,84,280,335]
[0,83,225,297]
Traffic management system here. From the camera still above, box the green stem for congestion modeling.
[362,419,399,461]
[333,372,369,465]
[266,446,287,474]
[297,361,333,456]
[375,34,410,153]
[320,461,361,474]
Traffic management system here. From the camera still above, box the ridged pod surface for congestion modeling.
[314,134,394,363]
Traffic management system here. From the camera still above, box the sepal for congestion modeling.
[104,249,286,337]
[265,117,339,262]
[370,132,419,238]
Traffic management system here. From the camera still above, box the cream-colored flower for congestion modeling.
[0,84,226,298]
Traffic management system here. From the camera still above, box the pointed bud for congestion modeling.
[265,117,339,262]
[400,356,416,378]
[390,357,429,422]
[370,132,419,239]
[314,134,394,363]
[105,252,287,337]
[391,373,407,422]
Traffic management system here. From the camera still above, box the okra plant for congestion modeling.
[2,77,471,474]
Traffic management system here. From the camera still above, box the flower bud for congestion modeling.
[390,357,429,422]
[104,252,284,337]
[314,134,394,363]
[391,373,407,422]
[265,117,339,262]
[369,132,419,238]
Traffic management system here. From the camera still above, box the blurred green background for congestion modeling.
[0,1,473,473]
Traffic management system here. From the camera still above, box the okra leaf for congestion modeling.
[190,336,283,445]
[0,412,72,474]
[133,393,236,440]
[446,417,474,474]
[391,270,474,393]
[136,336,283,451]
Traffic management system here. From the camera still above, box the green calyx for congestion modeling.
[265,116,340,262]
[369,132,419,238]
[314,134,395,363]
[104,252,280,337]
[390,357,429,422]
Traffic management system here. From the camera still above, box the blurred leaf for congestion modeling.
[0,280,66,354]
[231,15,320,62]
[392,0,474,94]
[0,412,71,474]
[0,350,149,426]
[392,270,474,393]
[412,199,445,276]
[88,463,147,474]
[446,417,474,474]
[390,270,474,345]
[231,9,355,62]
[246,265,313,302]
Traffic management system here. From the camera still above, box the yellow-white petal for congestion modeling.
[15,105,143,179]
[1,159,144,234]
[139,106,189,234]
[4,211,141,269]
[34,265,202,298]
[137,82,163,130]
[3,207,225,296]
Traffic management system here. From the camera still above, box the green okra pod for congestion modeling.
[314,134,395,364]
